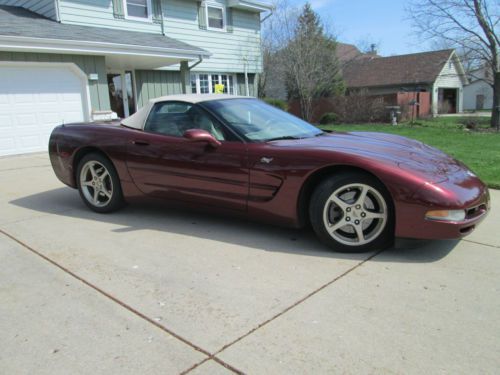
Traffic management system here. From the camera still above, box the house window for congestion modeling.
[191,73,237,95]
[124,0,152,21]
[206,4,225,30]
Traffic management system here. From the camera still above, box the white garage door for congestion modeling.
[0,64,87,156]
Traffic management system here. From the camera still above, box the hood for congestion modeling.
[275,131,470,184]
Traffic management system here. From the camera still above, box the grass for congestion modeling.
[319,117,500,189]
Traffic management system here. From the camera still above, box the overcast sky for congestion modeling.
[291,0,425,56]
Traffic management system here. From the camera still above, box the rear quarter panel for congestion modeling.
[49,123,141,196]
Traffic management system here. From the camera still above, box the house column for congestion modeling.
[180,61,190,94]
[432,83,439,116]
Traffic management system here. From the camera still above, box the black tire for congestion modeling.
[309,172,394,253]
[76,152,125,213]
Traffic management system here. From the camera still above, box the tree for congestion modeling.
[408,0,500,129]
[260,1,343,121]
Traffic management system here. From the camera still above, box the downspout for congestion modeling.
[244,57,250,96]
[260,9,273,23]
[189,56,204,70]
[54,0,61,22]
[159,0,165,35]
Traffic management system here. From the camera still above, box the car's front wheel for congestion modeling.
[309,172,394,252]
[76,153,124,213]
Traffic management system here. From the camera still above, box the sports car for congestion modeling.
[49,94,490,252]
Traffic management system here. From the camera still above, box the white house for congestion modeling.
[463,66,494,110]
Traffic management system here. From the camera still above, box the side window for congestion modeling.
[144,102,193,137]
[144,102,232,141]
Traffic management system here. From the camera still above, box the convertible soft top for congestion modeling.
[121,94,249,130]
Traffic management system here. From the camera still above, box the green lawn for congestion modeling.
[320,117,500,189]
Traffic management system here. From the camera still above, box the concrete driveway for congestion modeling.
[1,153,499,374]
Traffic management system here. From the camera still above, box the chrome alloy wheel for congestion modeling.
[322,183,388,246]
[79,160,114,208]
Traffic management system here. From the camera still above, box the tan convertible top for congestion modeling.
[121,94,249,130]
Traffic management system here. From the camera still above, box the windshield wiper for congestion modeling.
[265,136,302,142]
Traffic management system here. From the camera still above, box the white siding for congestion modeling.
[432,55,465,114]
[0,0,57,20]
[463,80,493,110]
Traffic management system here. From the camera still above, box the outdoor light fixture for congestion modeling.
[425,209,466,221]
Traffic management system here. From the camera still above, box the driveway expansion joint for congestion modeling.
[184,249,384,373]
[463,238,499,248]
[0,228,244,375]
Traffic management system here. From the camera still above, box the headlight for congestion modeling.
[425,209,466,221]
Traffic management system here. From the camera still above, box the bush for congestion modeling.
[263,98,288,111]
[319,112,338,124]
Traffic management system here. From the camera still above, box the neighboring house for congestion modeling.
[0,0,272,156]
[335,42,378,65]
[342,49,468,116]
[463,66,494,110]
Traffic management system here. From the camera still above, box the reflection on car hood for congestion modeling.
[280,131,470,183]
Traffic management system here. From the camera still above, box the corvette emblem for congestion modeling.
[260,157,273,164]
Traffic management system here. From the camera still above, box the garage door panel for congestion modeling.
[0,65,86,156]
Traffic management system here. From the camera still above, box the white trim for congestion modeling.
[0,35,211,60]
[190,72,238,95]
[205,2,226,32]
[123,0,153,23]
[0,61,92,122]
[228,0,273,12]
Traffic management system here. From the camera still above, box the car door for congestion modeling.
[126,101,249,211]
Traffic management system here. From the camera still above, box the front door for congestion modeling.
[126,101,249,211]
[107,71,136,119]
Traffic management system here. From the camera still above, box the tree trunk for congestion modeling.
[491,72,500,130]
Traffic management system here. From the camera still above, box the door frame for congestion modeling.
[106,69,137,118]
[0,61,91,122]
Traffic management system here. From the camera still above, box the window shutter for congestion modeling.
[112,0,124,19]
[226,7,234,33]
[152,0,163,24]
[198,2,207,30]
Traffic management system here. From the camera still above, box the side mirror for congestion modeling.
[183,129,221,148]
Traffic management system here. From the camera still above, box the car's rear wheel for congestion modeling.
[309,172,394,252]
[77,153,124,213]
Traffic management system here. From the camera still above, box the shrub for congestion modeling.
[319,112,338,124]
[263,98,288,111]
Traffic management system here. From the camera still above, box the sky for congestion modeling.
[291,0,425,56]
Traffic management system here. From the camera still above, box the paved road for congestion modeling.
[1,153,499,374]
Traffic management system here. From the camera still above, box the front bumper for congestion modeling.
[395,182,490,240]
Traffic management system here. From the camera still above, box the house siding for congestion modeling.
[58,0,162,33]
[135,70,183,108]
[163,0,262,73]
[0,51,110,111]
[463,80,493,110]
[0,0,57,20]
[57,0,263,74]
[432,56,465,114]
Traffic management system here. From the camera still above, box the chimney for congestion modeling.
[370,44,377,54]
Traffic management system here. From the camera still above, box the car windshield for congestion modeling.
[202,98,323,142]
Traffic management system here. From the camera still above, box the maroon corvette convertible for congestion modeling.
[49,94,489,252]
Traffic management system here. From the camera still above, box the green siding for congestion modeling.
[57,0,263,74]
[0,52,110,111]
[163,0,263,73]
[59,0,162,33]
[135,70,183,108]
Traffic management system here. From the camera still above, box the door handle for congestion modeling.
[132,140,150,146]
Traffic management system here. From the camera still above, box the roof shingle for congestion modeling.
[0,5,208,55]
[342,49,455,88]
